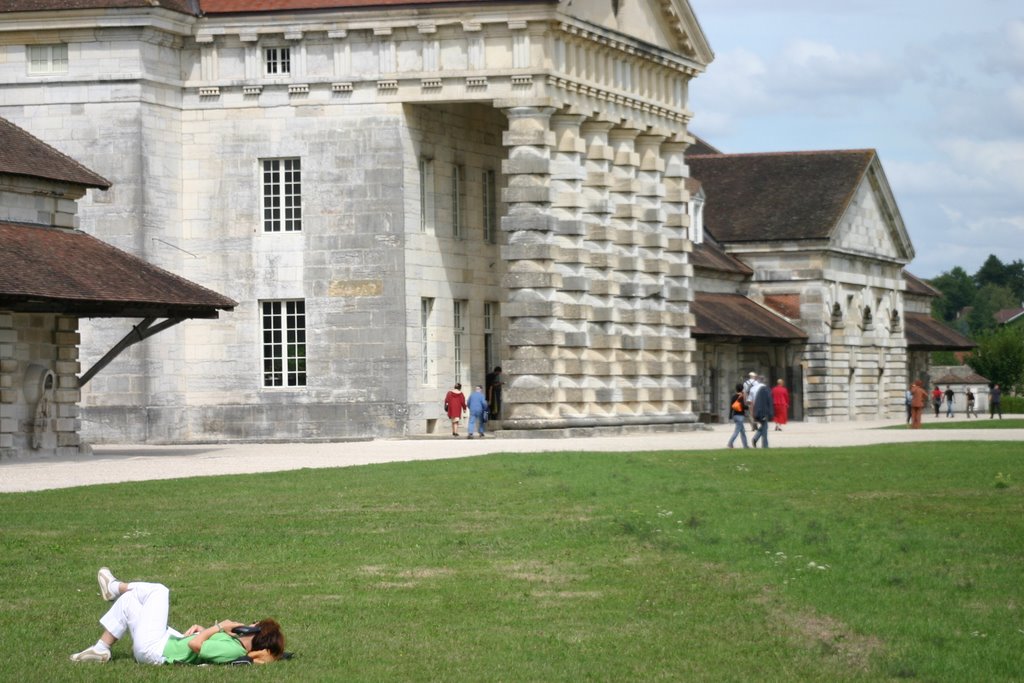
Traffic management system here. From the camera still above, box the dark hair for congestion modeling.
[734,383,743,392]
[251,619,286,659]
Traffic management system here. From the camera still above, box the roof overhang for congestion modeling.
[904,312,976,351]
[692,292,807,342]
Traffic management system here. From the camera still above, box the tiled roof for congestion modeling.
[199,0,549,14]
[0,117,110,189]
[0,0,196,14]
[904,312,976,350]
[690,238,752,276]
[691,292,807,341]
[687,136,721,156]
[687,150,874,243]
[994,307,1024,325]
[903,270,941,298]
[0,221,236,318]
[932,372,989,386]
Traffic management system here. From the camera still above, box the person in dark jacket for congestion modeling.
[751,375,775,448]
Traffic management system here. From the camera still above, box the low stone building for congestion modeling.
[0,117,235,458]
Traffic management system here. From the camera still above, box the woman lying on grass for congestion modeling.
[70,567,286,665]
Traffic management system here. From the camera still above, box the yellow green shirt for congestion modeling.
[162,631,246,665]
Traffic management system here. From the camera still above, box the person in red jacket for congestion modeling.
[444,383,467,437]
[771,379,790,431]
[931,385,942,417]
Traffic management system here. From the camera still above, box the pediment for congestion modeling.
[559,0,713,65]
[830,158,915,263]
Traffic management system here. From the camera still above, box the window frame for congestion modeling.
[264,46,291,76]
[261,158,302,233]
[483,168,498,244]
[26,44,68,76]
[453,299,467,384]
[421,297,434,385]
[261,299,307,388]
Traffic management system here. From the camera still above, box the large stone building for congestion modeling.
[0,0,972,445]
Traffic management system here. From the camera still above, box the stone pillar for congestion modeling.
[54,315,87,455]
[500,105,560,425]
[0,312,15,458]
[661,139,696,415]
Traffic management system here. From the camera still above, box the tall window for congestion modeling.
[451,164,464,238]
[419,158,434,233]
[27,44,67,75]
[483,169,497,243]
[262,158,302,232]
[454,300,467,383]
[262,300,306,387]
[264,47,291,75]
[421,298,434,385]
[484,301,498,372]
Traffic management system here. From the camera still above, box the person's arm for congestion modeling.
[188,620,244,653]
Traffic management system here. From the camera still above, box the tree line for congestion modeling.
[928,254,1024,393]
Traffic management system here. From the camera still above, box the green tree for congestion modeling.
[966,325,1024,393]
[928,266,975,322]
[967,284,1017,335]
[974,254,1008,289]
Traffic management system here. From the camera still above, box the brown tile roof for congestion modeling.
[691,292,807,341]
[904,312,976,351]
[994,307,1024,325]
[0,0,196,14]
[0,117,110,189]
[687,136,721,156]
[0,222,236,318]
[199,0,549,14]
[932,372,989,385]
[903,270,941,298]
[687,150,874,243]
[690,238,752,276]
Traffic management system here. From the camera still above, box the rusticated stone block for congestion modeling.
[502,156,551,175]
[560,276,591,292]
[502,243,561,261]
[503,129,556,147]
[502,272,562,289]
[504,186,553,204]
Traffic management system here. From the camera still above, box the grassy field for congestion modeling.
[2,442,1023,682]
[883,418,1024,430]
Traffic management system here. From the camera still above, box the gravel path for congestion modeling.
[2,415,1020,493]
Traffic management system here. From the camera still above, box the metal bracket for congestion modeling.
[79,317,186,387]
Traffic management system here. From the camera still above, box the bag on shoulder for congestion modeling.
[731,399,743,413]
[444,399,450,412]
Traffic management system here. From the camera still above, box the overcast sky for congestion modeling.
[687,0,1024,280]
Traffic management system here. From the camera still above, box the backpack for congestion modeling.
[731,399,743,413]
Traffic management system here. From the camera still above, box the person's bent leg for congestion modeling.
[99,582,172,665]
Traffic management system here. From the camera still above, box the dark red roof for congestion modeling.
[0,117,110,189]
[0,0,196,13]
[904,312,975,351]
[690,238,752,276]
[691,292,807,341]
[687,150,874,243]
[687,135,721,156]
[0,222,236,318]
[994,307,1024,325]
[200,0,548,14]
[903,270,941,298]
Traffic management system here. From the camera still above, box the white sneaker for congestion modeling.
[70,646,110,663]
[97,567,117,601]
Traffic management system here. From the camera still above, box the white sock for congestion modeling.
[94,640,110,653]
[108,578,123,598]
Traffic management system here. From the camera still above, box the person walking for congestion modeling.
[931,385,942,417]
[771,379,790,431]
[485,366,503,420]
[910,380,927,429]
[742,371,758,432]
[726,383,749,449]
[944,386,955,417]
[751,375,774,448]
[966,388,977,418]
[466,385,488,438]
[990,384,1003,419]
[443,383,467,436]
[905,385,913,424]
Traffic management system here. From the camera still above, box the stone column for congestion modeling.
[54,315,86,455]
[499,105,560,426]
[0,313,15,458]
[661,139,696,415]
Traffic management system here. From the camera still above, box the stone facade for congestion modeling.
[0,1,714,441]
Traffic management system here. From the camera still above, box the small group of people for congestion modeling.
[70,567,286,666]
[906,381,1003,427]
[444,367,502,438]
[727,372,790,449]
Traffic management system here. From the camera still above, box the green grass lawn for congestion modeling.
[2,442,1023,682]
[883,418,1024,430]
